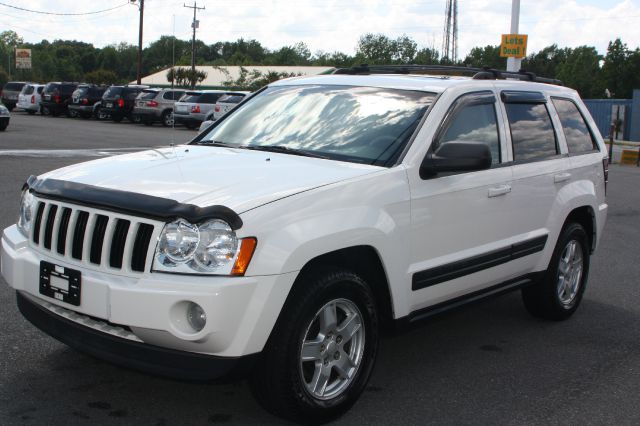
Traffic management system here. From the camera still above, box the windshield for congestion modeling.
[198,85,434,166]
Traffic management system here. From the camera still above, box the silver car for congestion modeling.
[173,90,237,129]
[17,84,45,115]
[133,88,186,127]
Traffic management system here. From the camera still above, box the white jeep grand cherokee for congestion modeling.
[1,65,608,423]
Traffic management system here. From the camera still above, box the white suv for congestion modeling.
[1,66,608,423]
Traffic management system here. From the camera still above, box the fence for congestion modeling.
[583,99,633,140]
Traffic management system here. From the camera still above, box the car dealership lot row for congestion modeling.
[1,112,640,425]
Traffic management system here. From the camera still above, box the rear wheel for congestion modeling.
[0,121,7,131]
[161,110,174,127]
[250,268,379,424]
[40,106,49,115]
[522,222,590,320]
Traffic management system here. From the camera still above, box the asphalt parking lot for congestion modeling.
[1,112,640,425]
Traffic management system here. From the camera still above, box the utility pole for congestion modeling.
[507,0,521,72]
[137,0,144,84]
[184,1,205,89]
[130,1,145,84]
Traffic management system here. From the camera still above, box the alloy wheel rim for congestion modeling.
[556,239,584,307]
[299,298,365,400]
[165,112,174,126]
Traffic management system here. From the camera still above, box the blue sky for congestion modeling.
[1,0,639,59]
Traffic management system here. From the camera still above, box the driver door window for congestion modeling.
[438,99,501,165]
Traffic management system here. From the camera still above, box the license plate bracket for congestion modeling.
[39,261,81,306]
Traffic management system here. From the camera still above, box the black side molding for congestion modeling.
[25,176,243,229]
[412,235,548,291]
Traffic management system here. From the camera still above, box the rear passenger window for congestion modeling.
[506,103,557,162]
[552,98,597,154]
[439,102,501,165]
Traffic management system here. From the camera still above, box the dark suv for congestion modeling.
[101,85,149,122]
[68,85,108,119]
[1,82,27,111]
[40,82,79,116]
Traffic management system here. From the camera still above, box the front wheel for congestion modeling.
[522,222,590,320]
[250,269,379,424]
[161,110,174,127]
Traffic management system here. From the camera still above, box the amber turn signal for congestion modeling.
[231,237,257,276]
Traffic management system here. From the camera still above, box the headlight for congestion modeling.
[17,190,36,237]
[154,218,256,275]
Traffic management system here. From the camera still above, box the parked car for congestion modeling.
[0,103,9,130]
[198,92,250,132]
[173,90,235,129]
[134,88,185,126]
[101,85,149,122]
[2,66,608,423]
[16,83,44,115]
[40,82,79,116]
[68,84,108,119]
[1,81,27,111]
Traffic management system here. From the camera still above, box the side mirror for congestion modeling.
[420,141,492,178]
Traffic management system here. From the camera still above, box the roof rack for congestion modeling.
[332,64,563,86]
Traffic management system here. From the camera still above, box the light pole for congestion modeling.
[506,0,521,72]
[131,0,144,84]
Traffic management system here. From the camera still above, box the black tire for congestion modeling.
[50,110,60,117]
[161,110,173,127]
[112,114,123,123]
[27,110,36,115]
[80,112,91,119]
[40,106,49,116]
[6,105,13,112]
[522,222,590,321]
[184,122,197,130]
[0,122,7,131]
[250,268,379,424]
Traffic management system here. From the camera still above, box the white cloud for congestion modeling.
[1,0,639,59]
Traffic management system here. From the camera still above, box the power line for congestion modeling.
[0,1,129,16]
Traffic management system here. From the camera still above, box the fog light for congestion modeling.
[186,302,206,332]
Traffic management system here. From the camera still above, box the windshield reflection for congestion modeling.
[200,85,434,166]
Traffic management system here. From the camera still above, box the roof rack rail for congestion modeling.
[333,64,563,86]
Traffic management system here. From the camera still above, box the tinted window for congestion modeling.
[44,83,60,94]
[199,93,224,103]
[103,86,123,98]
[181,93,202,103]
[60,84,77,95]
[506,103,557,162]
[37,86,44,94]
[124,89,141,100]
[88,87,105,97]
[22,85,34,95]
[139,90,158,100]
[73,87,89,97]
[201,85,435,166]
[163,90,185,100]
[4,82,24,91]
[552,98,597,154]
[219,94,246,104]
[439,102,500,164]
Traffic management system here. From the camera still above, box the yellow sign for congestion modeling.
[620,149,639,166]
[500,34,528,58]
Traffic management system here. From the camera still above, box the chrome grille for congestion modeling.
[30,199,158,274]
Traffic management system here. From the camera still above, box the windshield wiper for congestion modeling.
[197,140,238,147]
[241,145,330,159]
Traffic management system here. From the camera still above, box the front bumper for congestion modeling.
[16,291,257,381]
[2,224,297,360]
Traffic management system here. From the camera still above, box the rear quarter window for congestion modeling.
[22,85,35,95]
[506,102,558,162]
[552,98,598,154]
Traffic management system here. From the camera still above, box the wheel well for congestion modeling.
[565,206,596,253]
[298,246,394,332]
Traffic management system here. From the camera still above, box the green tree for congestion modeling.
[463,45,505,69]
[602,38,631,98]
[556,46,602,98]
[522,44,570,79]
[85,69,118,85]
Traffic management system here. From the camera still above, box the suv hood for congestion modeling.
[39,145,381,214]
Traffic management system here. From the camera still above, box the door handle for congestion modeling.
[554,172,571,183]
[488,184,512,198]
